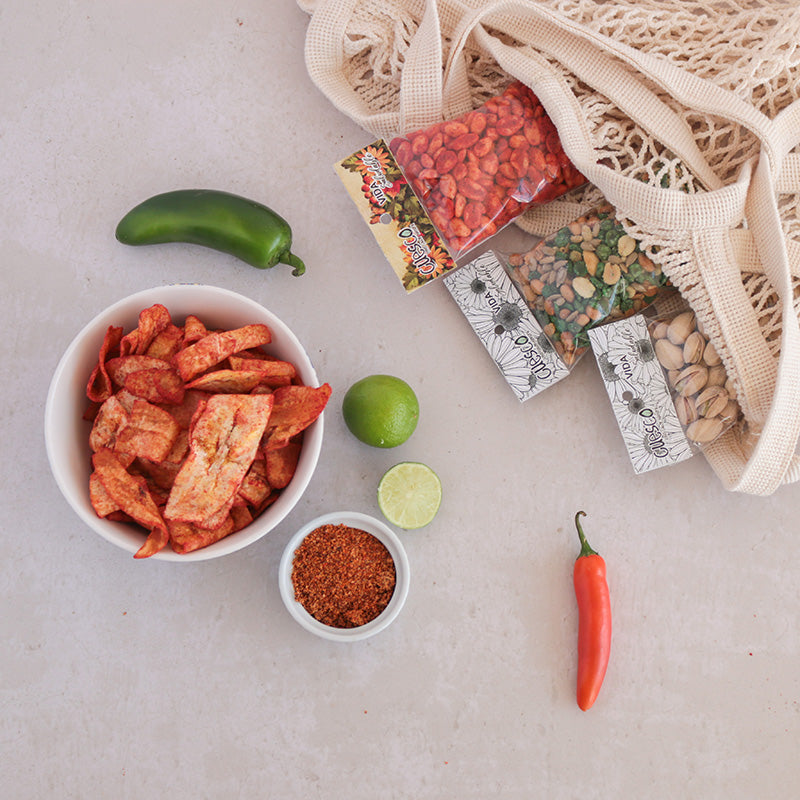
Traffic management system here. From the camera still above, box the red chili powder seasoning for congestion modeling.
[291,524,396,628]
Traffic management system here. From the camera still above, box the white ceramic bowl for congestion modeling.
[44,284,324,562]
[278,511,410,641]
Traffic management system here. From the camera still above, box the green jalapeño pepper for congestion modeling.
[115,189,305,275]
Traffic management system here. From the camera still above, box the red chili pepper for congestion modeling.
[573,511,611,711]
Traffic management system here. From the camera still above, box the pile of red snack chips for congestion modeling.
[85,303,330,558]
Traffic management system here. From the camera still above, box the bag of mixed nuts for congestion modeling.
[501,205,671,368]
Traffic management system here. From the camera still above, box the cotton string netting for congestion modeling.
[299,0,800,495]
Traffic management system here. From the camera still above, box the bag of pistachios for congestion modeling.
[646,305,742,447]
[299,0,800,495]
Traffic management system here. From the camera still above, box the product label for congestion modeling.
[334,140,457,292]
[588,315,693,473]
[444,251,571,402]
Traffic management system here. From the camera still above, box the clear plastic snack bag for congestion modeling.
[503,205,671,366]
[586,300,743,474]
[388,81,586,261]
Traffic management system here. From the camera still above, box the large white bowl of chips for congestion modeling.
[45,284,326,561]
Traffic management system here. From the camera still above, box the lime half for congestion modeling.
[378,462,442,529]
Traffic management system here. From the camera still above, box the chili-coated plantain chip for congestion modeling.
[89,394,130,452]
[230,504,254,532]
[124,366,185,405]
[163,428,189,464]
[144,322,184,360]
[113,399,181,463]
[174,324,272,381]
[132,457,183,492]
[182,314,208,344]
[112,388,138,414]
[265,441,301,489]
[83,400,103,423]
[263,383,331,450]
[184,369,265,394]
[157,389,207,429]
[86,325,123,403]
[89,471,120,517]
[134,527,171,559]
[237,457,271,507]
[106,355,172,389]
[120,304,172,356]
[228,355,296,379]
[164,393,274,526]
[254,491,279,516]
[167,515,236,554]
[195,495,237,531]
[91,448,169,558]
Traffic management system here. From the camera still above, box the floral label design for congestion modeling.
[588,315,693,473]
[334,140,456,292]
[444,251,570,402]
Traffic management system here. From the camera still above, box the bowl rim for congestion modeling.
[44,283,324,562]
[278,511,410,641]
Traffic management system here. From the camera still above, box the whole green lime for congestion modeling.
[342,374,419,448]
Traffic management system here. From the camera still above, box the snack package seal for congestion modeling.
[502,205,671,368]
[444,250,571,401]
[588,314,694,475]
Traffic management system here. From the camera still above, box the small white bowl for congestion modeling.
[278,511,410,641]
[44,284,324,562]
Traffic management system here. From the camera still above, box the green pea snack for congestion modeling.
[115,189,305,275]
[503,205,670,366]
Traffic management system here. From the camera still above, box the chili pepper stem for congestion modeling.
[280,252,306,276]
[575,510,598,558]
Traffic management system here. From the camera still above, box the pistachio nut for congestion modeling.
[655,338,686,371]
[667,311,696,345]
[683,330,706,364]
[695,385,729,418]
[720,399,740,424]
[707,364,727,387]
[675,364,708,397]
[674,395,699,426]
[650,321,669,340]
[686,417,724,444]
[703,340,721,366]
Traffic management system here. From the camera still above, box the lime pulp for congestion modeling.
[377,462,442,529]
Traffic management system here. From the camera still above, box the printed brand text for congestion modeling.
[398,224,437,276]
[361,153,392,206]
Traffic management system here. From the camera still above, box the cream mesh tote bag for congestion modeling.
[300,0,800,496]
